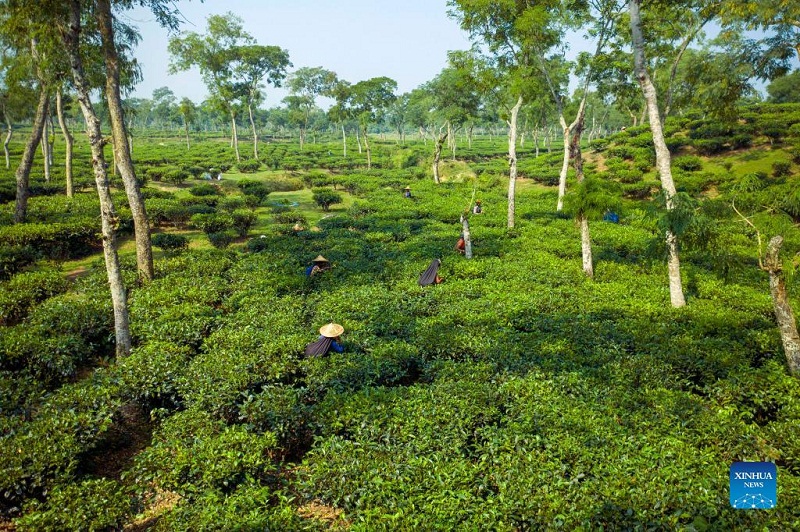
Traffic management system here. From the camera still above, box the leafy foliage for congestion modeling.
[312,188,343,211]
[2,108,800,529]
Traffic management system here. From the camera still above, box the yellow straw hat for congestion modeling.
[404,186,411,190]
[312,255,329,263]
[319,323,344,338]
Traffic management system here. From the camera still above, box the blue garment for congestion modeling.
[603,211,619,223]
[305,265,315,277]
[304,336,344,357]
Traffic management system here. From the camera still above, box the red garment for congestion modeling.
[456,238,466,252]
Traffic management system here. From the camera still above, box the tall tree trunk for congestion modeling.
[556,116,570,211]
[764,236,800,376]
[230,111,240,162]
[447,122,456,161]
[41,99,51,182]
[556,68,602,210]
[362,124,371,169]
[96,0,154,284]
[507,95,523,229]
[356,127,362,153]
[461,214,473,259]
[630,0,685,308]
[65,0,131,357]
[571,110,593,278]
[56,90,74,197]
[341,122,347,158]
[47,113,55,166]
[432,128,447,184]
[14,84,48,224]
[183,115,190,150]
[3,105,11,169]
[248,101,258,160]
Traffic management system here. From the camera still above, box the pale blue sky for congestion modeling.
[124,0,475,105]
[123,2,793,106]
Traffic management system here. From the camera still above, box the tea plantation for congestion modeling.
[2,106,800,529]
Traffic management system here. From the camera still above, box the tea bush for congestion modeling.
[312,188,343,211]
[151,232,189,252]
[189,183,220,196]
[4,119,800,528]
[128,409,278,496]
[674,155,703,171]
[15,479,132,532]
[237,159,262,173]
[0,270,70,325]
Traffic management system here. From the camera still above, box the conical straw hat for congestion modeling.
[319,323,344,337]
[312,255,329,263]
[404,186,411,190]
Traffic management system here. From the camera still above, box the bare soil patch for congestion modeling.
[298,501,350,529]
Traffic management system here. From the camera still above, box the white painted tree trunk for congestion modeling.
[248,102,258,160]
[765,236,800,376]
[56,90,74,197]
[630,0,685,308]
[341,123,347,157]
[231,112,240,162]
[507,95,523,229]
[14,83,48,223]
[183,115,190,150]
[571,112,593,278]
[432,129,447,184]
[41,101,51,182]
[3,108,11,169]
[97,0,153,283]
[448,122,456,161]
[556,117,570,211]
[580,216,593,277]
[65,0,131,357]
[47,114,55,166]
[461,214,473,259]
[362,125,371,169]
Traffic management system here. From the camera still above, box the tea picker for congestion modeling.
[304,323,345,357]
[418,258,444,286]
[306,255,332,277]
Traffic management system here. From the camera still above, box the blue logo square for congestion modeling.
[730,462,777,509]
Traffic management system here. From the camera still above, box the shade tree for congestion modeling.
[57,0,131,355]
[629,0,686,307]
[0,9,54,223]
[422,57,481,183]
[386,92,412,145]
[718,0,800,62]
[151,86,177,129]
[449,0,622,214]
[285,66,336,151]
[234,44,291,160]
[178,96,197,149]
[767,69,800,103]
[169,12,255,162]
[343,76,397,169]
